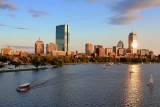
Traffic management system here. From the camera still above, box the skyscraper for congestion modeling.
[35,38,44,54]
[46,43,57,54]
[56,24,70,52]
[128,32,138,49]
[85,43,93,55]
[117,40,124,48]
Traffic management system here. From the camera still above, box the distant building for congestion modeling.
[96,47,105,57]
[117,40,124,48]
[35,38,44,54]
[85,43,93,55]
[128,32,138,54]
[138,49,149,56]
[94,45,103,53]
[56,24,70,52]
[113,46,119,56]
[46,43,57,54]
[128,32,138,49]
[149,51,154,55]
[51,51,66,56]
[105,48,112,56]
[1,47,12,55]
[118,48,125,56]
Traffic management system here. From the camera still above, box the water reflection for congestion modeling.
[123,65,143,107]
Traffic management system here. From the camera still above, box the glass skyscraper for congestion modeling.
[56,25,70,52]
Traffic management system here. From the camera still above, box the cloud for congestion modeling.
[28,8,49,18]
[0,0,16,10]
[9,45,34,49]
[0,24,7,26]
[65,0,99,3]
[108,0,160,25]
[13,27,29,30]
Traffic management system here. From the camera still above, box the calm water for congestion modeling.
[0,64,160,107]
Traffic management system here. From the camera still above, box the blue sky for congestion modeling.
[1,0,160,54]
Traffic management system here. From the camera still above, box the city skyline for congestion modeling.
[1,0,160,54]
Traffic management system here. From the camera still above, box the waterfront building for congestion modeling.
[94,45,103,53]
[113,46,119,56]
[1,47,12,55]
[118,48,125,56]
[105,48,112,56]
[96,47,105,57]
[128,32,138,54]
[85,43,93,55]
[138,49,149,56]
[149,51,154,55]
[51,51,66,56]
[35,38,44,54]
[117,40,124,48]
[46,43,57,54]
[56,24,70,52]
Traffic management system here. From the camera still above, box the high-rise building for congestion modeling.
[46,43,57,54]
[85,43,93,55]
[56,24,70,52]
[128,32,138,49]
[117,40,124,48]
[35,38,44,54]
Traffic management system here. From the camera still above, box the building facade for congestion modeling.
[46,43,57,54]
[35,38,44,54]
[128,32,138,49]
[96,47,105,57]
[128,32,138,54]
[94,45,103,53]
[117,40,124,48]
[56,24,70,52]
[105,48,112,56]
[1,47,12,55]
[85,43,93,55]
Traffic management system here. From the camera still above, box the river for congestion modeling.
[0,64,160,107]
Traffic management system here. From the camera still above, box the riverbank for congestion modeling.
[0,67,48,73]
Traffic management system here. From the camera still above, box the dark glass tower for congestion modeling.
[56,25,70,52]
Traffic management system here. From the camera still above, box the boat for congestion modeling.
[17,83,31,92]
[105,63,113,66]
[8,67,13,69]
[130,67,134,73]
[147,74,154,86]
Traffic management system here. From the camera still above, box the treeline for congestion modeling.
[0,55,160,69]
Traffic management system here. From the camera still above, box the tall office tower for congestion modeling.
[85,43,93,55]
[117,40,124,48]
[56,24,70,52]
[46,43,57,54]
[128,32,138,49]
[35,38,44,54]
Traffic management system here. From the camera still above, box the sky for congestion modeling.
[0,0,160,54]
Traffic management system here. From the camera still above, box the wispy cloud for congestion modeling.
[9,45,34,49]
[65,0,99,3]
[0,0,16,10]
[28,8,49,18]
[108,0,160,25]
[0,23,7,26]
[13,27,29,30]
